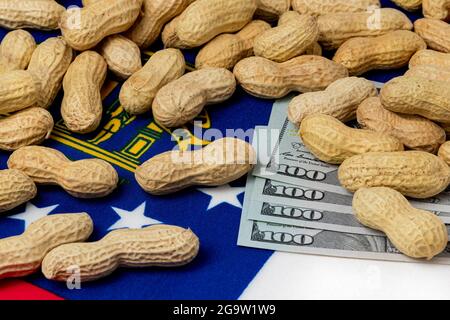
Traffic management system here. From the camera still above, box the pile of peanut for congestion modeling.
[1,0,450,281]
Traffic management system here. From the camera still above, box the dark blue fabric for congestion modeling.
[0,0,421,300]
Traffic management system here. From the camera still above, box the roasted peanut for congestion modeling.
[42,224,199,282]
[61,51,107,134]
[8,146,119,198]
[288,77,377,125]
[0,169,36,213]
[233,56,349,99]
[0,0,65,30]
[0,213,93,279]
[338,151,450,198]
[357,97,446,153]
[292,0,380,17]
[423,0,450,20]
[409,49,450,68]
[120,49,185,115]
[152,68,236,128]
[0,107,54,151]
[333,30,426,76]
[253,11,318,63]
[98,35,142,80]
[318,8,413,50]
[414,18,450,53]
[195,20,271,70]
[300,114,403,164]
[136,138,255,195]
[255,0,291,21]
[380,76,450,124]
[438,141,450,165]
[27,37,73,109]
[353,187,448,260]
[126,0,195,49]
[391,0,422,11]
[60,0,143,51]
[405,64,450,82]
[0,70,39,114]
[0,30,36,74]
[175,0,257,47]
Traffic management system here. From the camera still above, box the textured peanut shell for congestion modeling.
[353,187,448,260]
[300,114,403,164]
[152,68,236,128]
[8,146,119,198]
[136,138,255,195]
[162,16,191,49]
[0,0,65,30]
[305,42,322,56]
[333,30,426,76]
[318,8,413,50]
[195,20,271,70]
[255,0,290,21]
[0,30,36,74]
[391,0,422,11]
[0,70,39,114]
[357,97,446,154]
[60,0,143,51]
[42,225,199,282]
[423,0,450,20]
[338,151,450,198]
[120,49,186,115]
[292,0,380,17]
[405,64,450,82]
[27,37,73,109]
[0,107,54,151]
[414,18,450,53]
[0,213,93,279]
[380,76,450,124]
[98,35,142,80]
[438,141,450,166]
[175,0,257,47]
[288,77,377,125]
[61,51,107,134]
[0,169,36,213]
[233,55,349,99]
[409,50,450,68]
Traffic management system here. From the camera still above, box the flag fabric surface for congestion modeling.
[0,0,421,300]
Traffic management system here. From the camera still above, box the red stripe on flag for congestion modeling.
[0,280,63,300]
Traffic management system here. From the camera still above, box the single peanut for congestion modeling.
[0,107,54,151]
[152,68,236,128]
[120,49,185,115]
[255,0,291,21]
[292,0,380,17]
[253,11,319,63]
[380,76,450,124]
[8,146,119,198]
[405,64,450,82]
[353,187,448,260]
[0,30,36,74]
[300,114,403,164]
[136,138,255,195]
[357,97,446,154]
[439,141,450,166]
[175,0,257,47]
[61,51,107,134]
[0,0,65,30]
[0,213,93,279]
[233,56,349,99]
[0,70,39,114]
[338,151,450,198]
[288,77,377,125]
[409,49,450,68]
[423,0,450,20]
[60,0,143,51]
[414,18,450,53]
[391,0,423,11]
[42,224,199,282]
[27,37,73,109]
[318,8,413,50]
[126,0,195,49]
[98,35,142,80]
[195,20,271,70]
[333,30,426,76]
[0,169,36,213]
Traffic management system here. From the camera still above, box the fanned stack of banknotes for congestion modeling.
[238,95,450,264]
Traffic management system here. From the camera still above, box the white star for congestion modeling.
[108,201,161,230]
[197,184,245,210]
[8,202,59,229]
